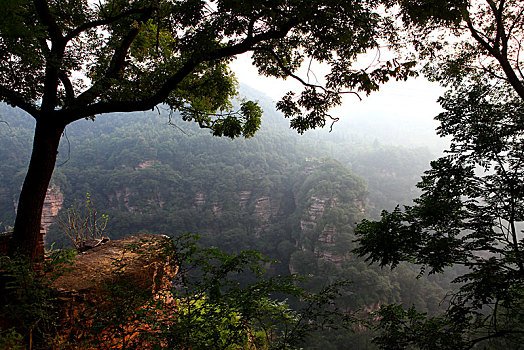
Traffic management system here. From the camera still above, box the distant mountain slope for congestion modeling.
[0,85,446,348]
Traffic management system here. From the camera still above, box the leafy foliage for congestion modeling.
[0,0,421,260]
[69,234,362,349]
[0,249,76,349]
[355,74,524,350]
[0,93,452,347]
[354,1,524,346]
[0,0,412,133]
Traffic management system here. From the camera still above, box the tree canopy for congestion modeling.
[0,0,413,259]
[355,0,524,347]
[0,0,413,131]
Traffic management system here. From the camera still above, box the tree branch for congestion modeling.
[34,0,68,112]
[66,22,299,122]
[74,7,154,107]
[33,0,63,44]
[58,71,74,102]
[506,5,524,39]
[64,7,153,42]
[516,39,524,81]
[62,59,199,122]
[465,12,524,100]
[469,329,524,348]
[256,47,362,101]
[495,0,509,56]
[0,85,40,117]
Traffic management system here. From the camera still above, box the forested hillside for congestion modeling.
[0,86,448,348]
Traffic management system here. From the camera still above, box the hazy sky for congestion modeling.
[230,52,448,153]
[230,52,445,122]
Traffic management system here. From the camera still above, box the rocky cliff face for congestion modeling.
[12,184,64,233]
[52,234,177,347]
[290,160,367,270]
[194,191,205,207]
[314,227,346,264]
[109,187,135,211]
[297,195,348,264]
[41,184,64,232]
[299,196,336,231]
[238,190,251,208]
[135,160,155,170]
[252,195,284,236]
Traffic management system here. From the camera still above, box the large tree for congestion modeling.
[355,0,524,347]
[0,0,414,260]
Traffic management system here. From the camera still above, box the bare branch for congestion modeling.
[56,128,71,167]
[328,116,340,132]
[167,110,189,135]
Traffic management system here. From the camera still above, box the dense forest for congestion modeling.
[0,86,453,348]
[1,0,523,348]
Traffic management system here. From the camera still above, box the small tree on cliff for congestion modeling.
[0,0,415,260]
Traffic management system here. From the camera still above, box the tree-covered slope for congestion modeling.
[0,86,447,348]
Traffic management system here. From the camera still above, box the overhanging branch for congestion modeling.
[66,21,298,122]
[257,47,362,101]
[74,7,154,107]
[64,7,153,42]
[0,86,39,117]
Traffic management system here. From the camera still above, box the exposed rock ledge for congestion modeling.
[52,234,176,295]
[52,234,178,345]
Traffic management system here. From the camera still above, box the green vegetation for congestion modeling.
[0,0,413,260]
[355,0,524,348]
[3,0,522,348]
[0,249,77,349]
[0,91,447,348]
[0,234,365,349]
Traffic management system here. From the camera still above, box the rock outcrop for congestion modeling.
[194,191,205,207]
[135,160,155,170]
[52,234,177,346]
[299,196,336,231]
[52,234,175,297]
[238,190,251,208]
[295,194,352,266]
[41,184,64,232]
[13,184,64,234]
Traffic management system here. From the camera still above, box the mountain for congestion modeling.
[0,85,449,348]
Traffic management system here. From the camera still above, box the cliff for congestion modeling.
[51,234,177,347]
[41,184,64,232]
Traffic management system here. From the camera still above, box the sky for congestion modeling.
[230,52,445,120]
[230,52,448,152]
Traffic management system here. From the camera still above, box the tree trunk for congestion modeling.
[9,119,65,261]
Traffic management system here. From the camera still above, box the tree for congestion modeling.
[0,0,415,260]
[355,0,524,347]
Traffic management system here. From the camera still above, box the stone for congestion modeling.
[52,234,175,296]
[51,234,178,346]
